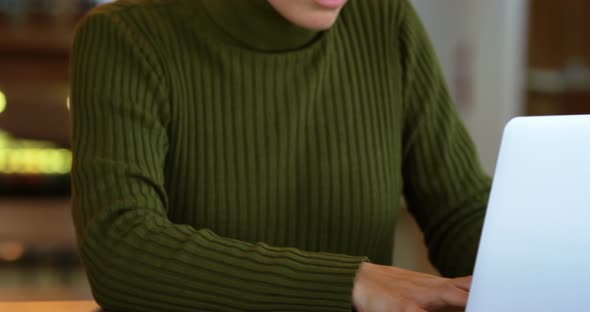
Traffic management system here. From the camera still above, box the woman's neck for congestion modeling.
[201,0,320,52]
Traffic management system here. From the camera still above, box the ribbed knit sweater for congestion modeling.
[70,0,492,311]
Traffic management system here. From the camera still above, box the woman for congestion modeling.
[70,0,491,311]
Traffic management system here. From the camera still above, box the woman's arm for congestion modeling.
[397,0,492,278]
[70,11,365,311]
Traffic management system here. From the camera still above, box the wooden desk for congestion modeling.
[0,301,101,312]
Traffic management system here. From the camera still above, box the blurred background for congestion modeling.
[0,0,588,302]
[0,0,109,301]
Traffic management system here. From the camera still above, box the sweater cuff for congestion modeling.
[269,252,368,310]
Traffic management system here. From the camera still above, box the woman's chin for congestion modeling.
[267,0,345,31]
[292,13,341,31]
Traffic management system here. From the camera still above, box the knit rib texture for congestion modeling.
[70,0,491,310]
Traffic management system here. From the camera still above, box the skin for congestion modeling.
[266,1,474,311]
[267,0,348,30]
[353,263,471,312]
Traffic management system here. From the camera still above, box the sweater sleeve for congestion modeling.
[397,1,492,277]
[70,12,365,312]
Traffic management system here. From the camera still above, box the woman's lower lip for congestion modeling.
[313,0,346,9]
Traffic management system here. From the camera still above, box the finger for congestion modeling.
[449,275,472,291]
[437,308,468,312]
[438,285,469,308]
[403,304,428,312]
[419,283,469,310]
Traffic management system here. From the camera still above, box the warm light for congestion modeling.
[66,96,71,111]
[0,90,6,114]
[21,148,38,174]
[4,150,19,174]
[56,149,72,174]
[45,149,62,174]
[0,241,25,262]
[0,130,73,175]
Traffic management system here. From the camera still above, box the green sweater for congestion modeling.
[70,0,491,310]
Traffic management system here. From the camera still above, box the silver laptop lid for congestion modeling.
[466,115,590,311]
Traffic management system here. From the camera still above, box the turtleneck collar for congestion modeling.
[201,0,321,52]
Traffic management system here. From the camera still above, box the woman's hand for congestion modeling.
[352,262,472,312]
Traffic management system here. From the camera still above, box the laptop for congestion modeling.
[466,115,590,311]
